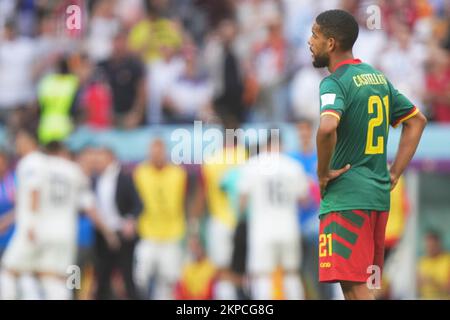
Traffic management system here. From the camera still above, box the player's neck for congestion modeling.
[152,162,166,170]
[24,146,39,156]
[328,52,355,73]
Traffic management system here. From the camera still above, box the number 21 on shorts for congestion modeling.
[319,233,333,257]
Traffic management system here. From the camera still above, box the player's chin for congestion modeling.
[312,57,328,69]
[312,61,323,68]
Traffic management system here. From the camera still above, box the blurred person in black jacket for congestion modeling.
[93,146,142,300]
[98,28,147,129]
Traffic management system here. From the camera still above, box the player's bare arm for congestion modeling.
[316,114,351,198]
[27,189,40,242]
[389,112,427,190]
[30,189,40,212]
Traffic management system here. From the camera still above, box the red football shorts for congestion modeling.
[318,210,388,283]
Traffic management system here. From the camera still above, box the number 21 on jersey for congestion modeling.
[365,95,389,155]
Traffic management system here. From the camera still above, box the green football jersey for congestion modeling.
[319,59,418,215]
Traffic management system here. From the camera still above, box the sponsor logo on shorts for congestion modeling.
[320,262,332,268]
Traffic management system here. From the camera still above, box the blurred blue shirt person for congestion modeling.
[287,119,319,237]
[0,152,16,258]
[77,214,94,249]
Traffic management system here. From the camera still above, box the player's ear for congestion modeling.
[328,37,337,52]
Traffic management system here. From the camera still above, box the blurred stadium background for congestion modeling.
[0,0,449,300]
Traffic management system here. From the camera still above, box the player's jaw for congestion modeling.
[309,22,330,69]
[310,47,330,68]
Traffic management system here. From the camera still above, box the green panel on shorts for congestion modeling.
[361,210,372,216]
[323,221,358,245]
[332,239,352,259]
[340,210,365,228]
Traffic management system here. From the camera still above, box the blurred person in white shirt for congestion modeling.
[146,44,185,124]
[0,132,118,300]
[162,41,215,123]
[0,20,37,131]
[239,131,309,300]
[85,0,121,63]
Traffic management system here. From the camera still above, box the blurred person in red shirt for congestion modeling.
[75,53,113,129]
[424,47,450,122]
[63,52,111,130]
[380,0,419,35]
[81,76,113,129]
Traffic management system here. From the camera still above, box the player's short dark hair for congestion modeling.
[316,9,359,51]
[44,140,67,154]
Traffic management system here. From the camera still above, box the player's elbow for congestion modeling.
[417,112,428,129]
[318,115,339,137]
[405,111,427,131]
[317,122,337,137]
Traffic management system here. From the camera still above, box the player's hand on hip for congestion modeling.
[389,172,399,191]
[319,164,351,199]
[329,164,351,180]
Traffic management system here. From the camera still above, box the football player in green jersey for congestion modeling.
[308,9,427,300]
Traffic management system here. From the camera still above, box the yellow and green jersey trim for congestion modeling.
[321,109,341,121]
[392,106,419,128]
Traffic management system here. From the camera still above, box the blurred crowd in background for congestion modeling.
[0,0,449,138]
[0,0,449,300]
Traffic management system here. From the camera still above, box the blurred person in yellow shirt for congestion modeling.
[418,230,450,299]
[175,235,216,300]
[127,0,182,64]
[385,176,410,259]
[376,175,410,299]
[191,130,247,300]
[133,138,187,299]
